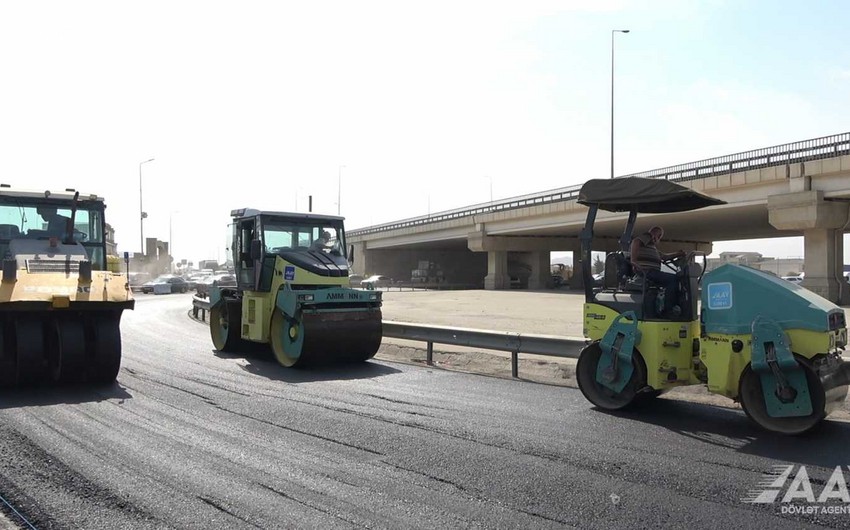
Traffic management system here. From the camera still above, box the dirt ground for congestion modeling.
[374,289,850,422]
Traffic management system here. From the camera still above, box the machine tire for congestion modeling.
[89,313,122,384]
[577,341,648,411]
[54,317,87,384]
[739,358,826,435]
[15,318,46,385]
[210,301,241,352]
[269,309,301,368]
[0,324,14,386]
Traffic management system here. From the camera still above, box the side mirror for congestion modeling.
[250,239,263,260]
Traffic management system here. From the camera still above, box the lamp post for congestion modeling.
[611,29,629,179]
[169,210,179,272]
[337,165,346,215]
[139,158,155,253]
[483,175,493,204]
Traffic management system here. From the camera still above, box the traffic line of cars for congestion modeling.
[129,272,236,295]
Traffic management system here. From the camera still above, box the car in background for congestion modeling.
[195,273,237,298]
[360,275,395,289]
[781,275,803,284]
[128,272,152,292]
[140,275,190,294]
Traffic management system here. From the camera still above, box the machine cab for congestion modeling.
[577,177,726,321]
[229,209,350,292]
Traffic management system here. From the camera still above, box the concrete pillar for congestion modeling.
[484,250,510,290]
[350,242,368,275]
[569,243,584,290]
[802,229,846,303]
[527,251,552,290]
[768,190,849,304]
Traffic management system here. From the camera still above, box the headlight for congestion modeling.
[298,294,314,301]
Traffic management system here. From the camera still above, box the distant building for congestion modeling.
[706,252,803,277]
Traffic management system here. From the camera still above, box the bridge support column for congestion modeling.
[768,190,849,304]
[568,243,584,290]
[802,228,846,303]
[350,242,369,276]
[484,251,510,290]
[527,251,552,290]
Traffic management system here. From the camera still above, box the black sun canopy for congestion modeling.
[577,177,726,213]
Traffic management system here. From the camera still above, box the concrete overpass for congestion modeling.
[348,132,850,302]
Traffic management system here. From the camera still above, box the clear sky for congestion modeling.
[1,0,848,265]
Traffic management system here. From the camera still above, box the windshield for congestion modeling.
[0,203,103,243]
[262,218,345,258]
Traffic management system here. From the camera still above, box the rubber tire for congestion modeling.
[269,309,300,368]
[55,317,87,384]
[89,313,122,384]
[210,301,241,352]
[576,341,648,411]
[739,358,826,435]
[15,318,46,385]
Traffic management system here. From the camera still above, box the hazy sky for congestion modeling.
[1,0,848,264]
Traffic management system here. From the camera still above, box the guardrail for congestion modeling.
[382,321,586,378]
[192,296,210,321]
[190,297,586,378]
[348,131,850,237]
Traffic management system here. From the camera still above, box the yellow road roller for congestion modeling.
[575,177,849,434]
[208,208,382,367]
[0,186,134,386]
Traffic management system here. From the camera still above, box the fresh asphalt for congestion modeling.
[0,292,848,528]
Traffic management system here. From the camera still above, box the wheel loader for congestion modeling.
[208,208,382,367]
[575,177,850,434]
[0,186,134,386]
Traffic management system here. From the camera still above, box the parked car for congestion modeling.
[360,275,394,289]
[140,275,190,294]
[195,273,237,297]
[782,275,803,284]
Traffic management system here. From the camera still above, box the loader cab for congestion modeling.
[577,177,726,321]
[230,208,350,292]
[0,189,108,270]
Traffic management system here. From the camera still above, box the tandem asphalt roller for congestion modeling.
[208,208,382,367]
[575,177,849,434]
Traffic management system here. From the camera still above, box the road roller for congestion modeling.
[575,177,849,434]
[208,208,382,367]
[0,186,134,386]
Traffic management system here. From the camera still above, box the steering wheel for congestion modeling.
[73,230,88,242]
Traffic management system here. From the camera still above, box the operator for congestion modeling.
[310,230,332,251]
[37,206,70,237]
[629,225,687,317]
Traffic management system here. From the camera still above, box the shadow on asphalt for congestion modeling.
[212,348,402,382]
[598,398,850,468]
[0,381,133,409]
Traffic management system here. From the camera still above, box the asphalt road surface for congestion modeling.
[1,293,850,529]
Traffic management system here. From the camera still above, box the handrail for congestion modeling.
[189,297,587,378]
[348,131,850,237]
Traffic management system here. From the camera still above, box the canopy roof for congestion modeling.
[577,177,726,213]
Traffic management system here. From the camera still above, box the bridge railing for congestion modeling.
[348,131,850,237]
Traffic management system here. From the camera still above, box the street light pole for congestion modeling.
[139,158,155,253]
[338,165,346,215]
[611,29,629,179]
[169,210,179,272]
[483,175,493,204]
